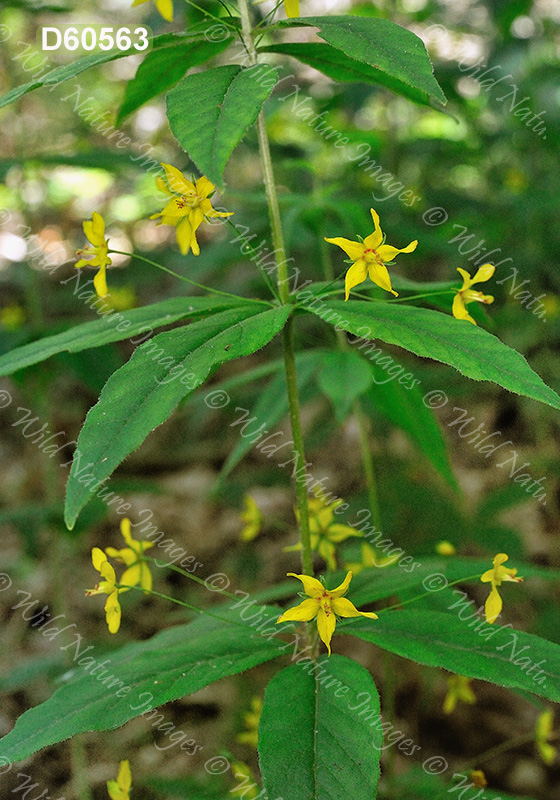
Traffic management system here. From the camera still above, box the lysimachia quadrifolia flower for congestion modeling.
[240,495,262,543]
[132,0,173,22]
[86,548,123,634]
[107,760,132,800]
[480,553,523,624]
[535,710,557,765]
[443,675,476,714]
[345,541,399,575]
[325,208,417,300]
[286,497,362,569]
[151,163,233,255]
[276,571,378,655]
[75,212,112,298]
[105,517,154,592]
[284,0,299,17]
[452,264,495,325]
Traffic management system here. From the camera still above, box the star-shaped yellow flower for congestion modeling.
[105,518,154,592]
[284,0,299,16]
[325,208,417,300]
[86,548,123,634]
[452,264,495,325]
[480,553,523,624]
[107,760,132,800]
[151,163,233,255]
[240,495,262,543]
[443,675,476,714]
[535,710,557,766]
[286,498,362,570]
[276,571,377,655]
[132,0,173,22]
[75,212,112,298]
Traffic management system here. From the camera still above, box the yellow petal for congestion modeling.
[93,264,109,299]
[117,760,132,792]
[376,240,417,261]
[367,261,398,296]
[91,211,105,243]
[484,585,502,624]
[331,596,378,619]
[363,208,383,249]
[471,263,495,285]
[100,559,117,586]
[139,562,153,592]
[344,259,368,300]
[105,590,122,634]
[287,572,324,598]
[195,176,214,198]
[92,546,107,572]
[156,0,174,21]
[452,292,476,324]
[456,267,473,290]
[176,217,193,255]
[121,563,141,588]
[316,606,336,655]
[328,524,361,543]
[161,163,194,195]
[277,598,319,623]
[190,227,200,256]
[317,540,337,571]
[324,236,365,262]
[120,517,133,546]
[284,0,299,16]
[329,570,353,598]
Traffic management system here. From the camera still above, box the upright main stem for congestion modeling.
[238,0,312,575]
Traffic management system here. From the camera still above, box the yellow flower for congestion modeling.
[345,541,399,575]
[75,212,112,299]
[443,675,476,714]
[325,208,417,300]
[286,498,362,570]
[469,771,487,788]
[1,304,25,330]
[436,540,456,556]
[536,710,557,765]
[240,495,262,542]
[105,518,153,592]
[107,760,132,800]
[151,163,233,255]
[480,553,523,624]
[284,0,299,16]
[231,762,259,799]
[131,0,173,22]
[452,264,495,325]
[276,571,378,655]
[236,696,262,749]
[86,548,123,634]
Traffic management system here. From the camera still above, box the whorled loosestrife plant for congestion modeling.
[0,0,559,798]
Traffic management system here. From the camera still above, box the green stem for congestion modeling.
[110,250,268,305]
[224,217,280,301]
[237,0,312,576]
[388,290,456,303]
[378,573,483,615]
[145,556,238,600]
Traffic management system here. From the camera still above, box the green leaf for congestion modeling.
[318,350,373,422]
[218,351,319,482]
[0,32,207,111]
[0,296,241,377]
[117,39,232,124]
[305,300,560,411]
[0,614,282,763]
[259,655,382,800]
[343,610,560,703]
[64,304,291,528]
[166,64,277,187]
[279,17,446,107]
[365,360,457,489]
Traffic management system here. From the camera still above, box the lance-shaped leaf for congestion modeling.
[117,39,232,123]
[64,304,291,528]
[305,300,560,411]
[343,610,560,703]
[259,656,383,800]
[279,17,446,107]
[0,296,242,376]
[166,64,278,187]
[0,614,283,764]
